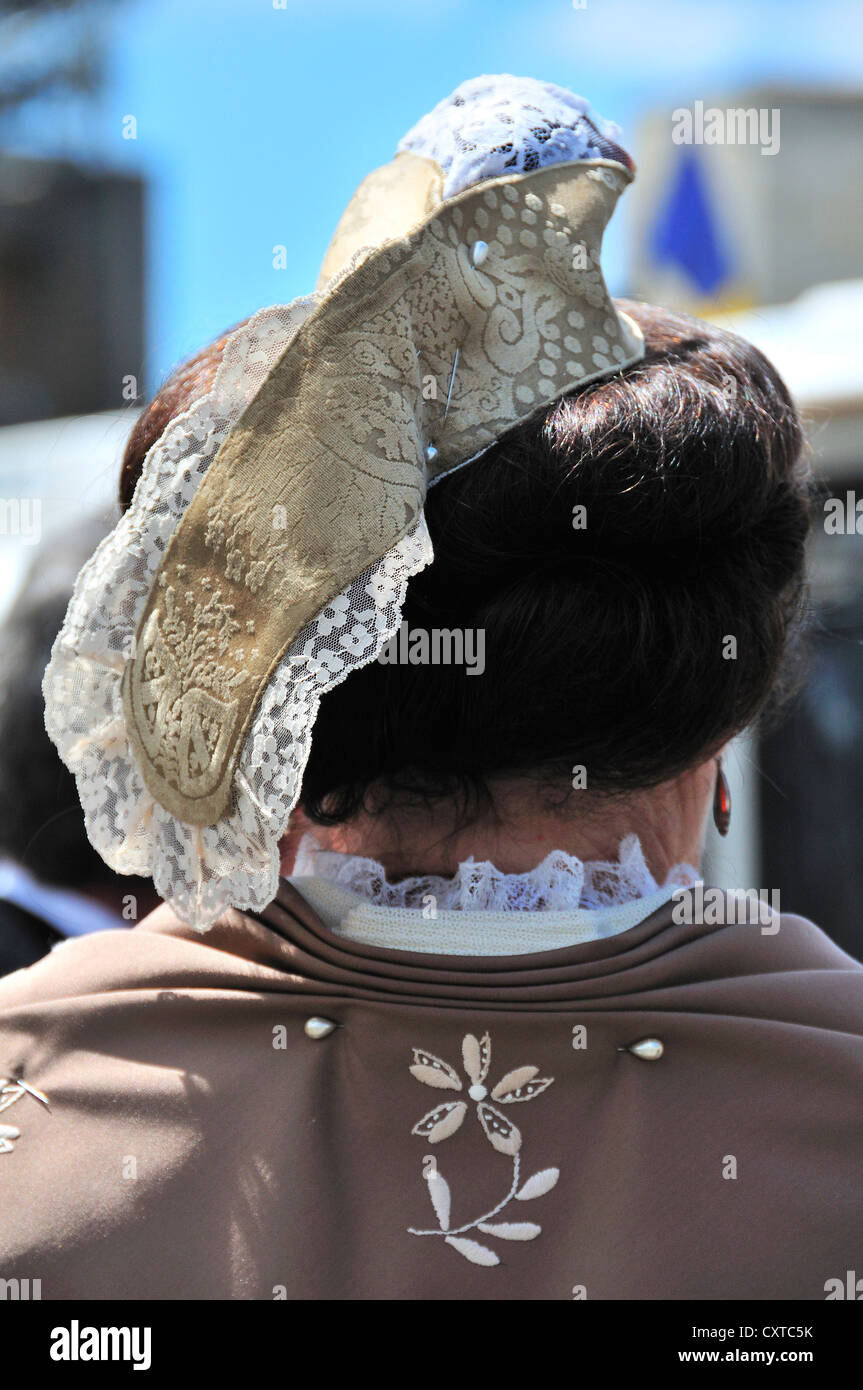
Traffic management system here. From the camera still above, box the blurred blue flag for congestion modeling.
[650,150,731,296]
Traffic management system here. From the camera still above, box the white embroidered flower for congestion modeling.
[410,1031,553,1155]
[408,1030,560,1267]
[366,569,398,606]
[338,623,378,658]
[314,593,351,637]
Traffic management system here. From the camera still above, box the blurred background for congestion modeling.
[0,0,861,958]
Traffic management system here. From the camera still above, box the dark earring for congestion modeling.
[713,757,731,837]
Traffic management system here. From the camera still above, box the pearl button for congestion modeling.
[468,1083,488,1101]
[471,239,489,267]
[425,444,439,465]
[626,1037,664,1061]
[304,1017,337,1040]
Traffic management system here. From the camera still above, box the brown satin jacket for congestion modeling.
[0,881,861,1300]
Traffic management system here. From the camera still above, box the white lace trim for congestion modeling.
[294,833,699,913]
[398,74,628,200]
[43,74,631,931]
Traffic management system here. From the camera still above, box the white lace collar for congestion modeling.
[293,833,699,914]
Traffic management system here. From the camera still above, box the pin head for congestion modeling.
[304,1017,338,1040]
[471,239,489,267]
[626,1037,664,1061]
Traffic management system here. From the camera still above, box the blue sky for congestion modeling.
[14,0,863,388]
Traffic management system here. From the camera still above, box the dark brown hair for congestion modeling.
[120,299,812,823]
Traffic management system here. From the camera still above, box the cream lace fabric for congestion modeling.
[398,74,628,199]
[294,833,699,914]
[43,74,635,930]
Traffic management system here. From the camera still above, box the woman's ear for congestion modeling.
[278,808,316,878]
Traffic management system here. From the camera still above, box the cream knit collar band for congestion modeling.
[290,833,700,957]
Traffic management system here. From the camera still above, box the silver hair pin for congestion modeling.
[443,346,460,422]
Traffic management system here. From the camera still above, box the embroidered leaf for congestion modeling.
[516,1167,560,1201]
[462,1032,491,1086]
[477,1101,521,1155]
[491,1068,554,1104]
[425,1169,451,1232]
[477,1221,541,1241]
[409,1049,462,1091]
[491,1065,536,1098]
[411,1101,467,1144]
[444,1235,500,1267]
[409,1065,461,1090]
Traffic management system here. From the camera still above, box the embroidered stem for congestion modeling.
[408,1153,520,1237]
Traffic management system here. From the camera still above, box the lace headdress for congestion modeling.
[43,74,645,928]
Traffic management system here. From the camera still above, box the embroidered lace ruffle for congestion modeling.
[294,833,699,913]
